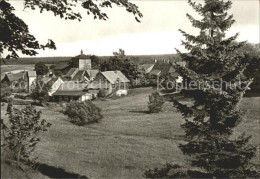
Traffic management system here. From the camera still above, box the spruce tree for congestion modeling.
[171,0,259,177]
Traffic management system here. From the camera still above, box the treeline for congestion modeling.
[1,54,181,65]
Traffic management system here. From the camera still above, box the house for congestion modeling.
[52,82,91,102]
[64,68,90,82]
[148,61,186,76]
[149,61,176,76]
[138,63,154,74]
[86,69,99,81]
[41,77,64,96]
[27,71,37,93]
[1,72,25,86]
[86,70,130,96]
[64,68,79,80]
[53,61,71,74]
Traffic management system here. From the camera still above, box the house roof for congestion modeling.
[54,62,70,70]
[64,68,78,78]
[46,77,63,86]
[73,54,91,59]
[41,76,52,84]
[57,81,87,91]
[72,70,86,81]
[86,70,99,79]
[87,82,110,89]
[175,61,186,67]
[139,64,154,70]
[149,69,161,76]
[27,71,37,77]
[101,71,130,84]
[149,62,173,76]
[4,72,25,82]
[52,90,88,96]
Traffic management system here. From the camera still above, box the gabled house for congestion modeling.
[86,69,99,81]
[53,61,71,74]
[149,61,175,76]
[41,77,64,96]
[27,71,37,93]
[149,61,186,76]
[64,68,89,82]
[64,68,79,80]
[1,72,25,86]
[52,82,91,102]
[138,63,154,74]
[86,70,130,96]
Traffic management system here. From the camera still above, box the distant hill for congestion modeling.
[0,54,181,65]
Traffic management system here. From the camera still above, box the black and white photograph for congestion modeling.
[0,0,260,178]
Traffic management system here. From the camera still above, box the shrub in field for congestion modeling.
[148,92,164,113]
[1,102,51,164]
[98,89,107,98]
[64,101,103,126]
[31,80,51,104]
[144,164,188,178]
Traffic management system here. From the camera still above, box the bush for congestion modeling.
[1,102,51,163]
[148,92,164,113]
[35,62,48,75]
[64,101,103,126]
[1,86,13,102]
[144,164,188,178]
[31,80,50,104]
[98,89,107,98]
[54,70,63,77]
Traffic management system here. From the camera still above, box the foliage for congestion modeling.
[98,89,107,98]
[0,0,142,59]
[100,49,140,84]
[144,164,188,178]
[1,83,13,102]
[31,80,51,104]
[54,70,63,78]
[145,0,260,178]
[64,101,103,126]
[35,61,48,75]
[148,92,164,113]
[0,0,56,59]
[1,102,51,163]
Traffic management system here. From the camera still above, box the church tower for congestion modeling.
[78,50,91,70]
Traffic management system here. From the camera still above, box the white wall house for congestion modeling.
[27,71,37,93]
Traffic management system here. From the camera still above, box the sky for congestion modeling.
[9,0,260,57]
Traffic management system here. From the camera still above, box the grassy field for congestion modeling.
[1,88,260,178]
[1,65,35,74]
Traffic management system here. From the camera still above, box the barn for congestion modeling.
[86,71,130,96]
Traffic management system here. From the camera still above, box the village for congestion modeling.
[1,50,187,104]
[1,0,260,179]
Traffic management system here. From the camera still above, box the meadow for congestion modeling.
[1,88,259,178]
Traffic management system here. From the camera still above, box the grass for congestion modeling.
[1,64,35,76]
[1,88,260,178]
